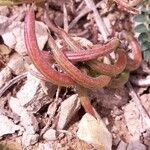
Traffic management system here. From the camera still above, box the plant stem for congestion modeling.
[77,86,96,118]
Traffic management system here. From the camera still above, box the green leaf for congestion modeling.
[143,50,150,60]
[134,14,147,22]
[138,32,149,42]
[141,41,150,51]
[134,24,148,33]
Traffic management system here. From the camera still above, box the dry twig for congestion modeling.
[76,1,85,12]
[130,75,150,87]
[63,4,69,33]
[0,72,27,98]
[127,82,150,130]
[84,0,110,41]
[68,1,103,30]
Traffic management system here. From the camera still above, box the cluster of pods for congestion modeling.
[24,9,142,116]
[25,9,142,89]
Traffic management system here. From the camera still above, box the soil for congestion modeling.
[0,0,150,150]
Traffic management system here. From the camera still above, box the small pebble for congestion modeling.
[43,129,57,141]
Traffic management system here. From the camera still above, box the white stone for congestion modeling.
[117,141,128,150]
[0,67,12,89]
[0,15,11,34]
[7,53,25,75]
[2,32,16,48]
[43,129,57,141]
[123,101,143,137]
[77,113,112,150]
[20,110,39,134]
[57,94,80,129]
[9,96,39,134]
[38,143,53,150]
[127,139,146,150]
[0,6,9,16]
[21,132,39,147]
[9,97,24,116]
[2,20,48,56]
[0,115,22,137]
[16,72,42,106]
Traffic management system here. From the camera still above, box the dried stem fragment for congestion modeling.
[0,72,27,98]
[84,0,110,41]
[127,82,150,129]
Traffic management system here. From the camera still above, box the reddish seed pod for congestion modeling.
[88,49,127,76]
[48,35,111,89]
[42,38,120,63]
[24,9,76,87]
[123,31,142,71]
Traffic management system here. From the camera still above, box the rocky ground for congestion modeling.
[0,0,150,150]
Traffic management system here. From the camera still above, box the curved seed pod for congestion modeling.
[44,15,120,55]
[58,28,120,53]
[108,71,130,88]
[48,35,111,89]
[24,9,76,87]
[123,31,142,71]
[44,11,85,51]
[66,38,120,62]
[88,49,127,76]
[41,51,55,64]
[57,28,86,51]
[42,38,120,63]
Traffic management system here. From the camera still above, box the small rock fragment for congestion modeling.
[10,97,39,146]
[43,129,57,141]
[117,141,128,150]
[0,44,11,55]
[16,72,45,106]
[140,94,150,116]
[38,143,53,150]
[9,97,24,116]
[0,67,12,89]
[77,113,112,150]
[57,94,80,129]
[15,65,56,112]
[9,96,39,133]
[2,21,48,56]
[123,101,143,137]
[20,110,39,134]
[0,15,12,34]
[7,53,25,75]
[21,132,39,147]
[127,139,146,150]
[47,98,62,119]
[0,6,9,16]
[0,115,22,137]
